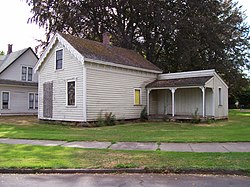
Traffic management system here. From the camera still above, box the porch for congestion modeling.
[146,76,215,120]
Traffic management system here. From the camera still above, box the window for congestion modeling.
[21,66,33,81]
[67,81,75,106]
[22,66,27,81]
[28,67,33,81]
[29,93,34,109]
[218,88,222,106]
[56,49,63,70]
[35,93,38,109]
[134,88,141,105]
[2,92,9,109]
[29,93,38,109]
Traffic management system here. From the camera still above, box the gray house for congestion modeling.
[35,32,228,122]
[0,45,38,115]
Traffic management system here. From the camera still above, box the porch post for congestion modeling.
[200,87,206,117]
[212,88,215,117]
[147,89,151,115]
[171,88,176,117]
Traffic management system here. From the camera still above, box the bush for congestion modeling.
[191,108,201,124]
[140,106,148,121]
[104,112,116,126]
[96,111,116,126]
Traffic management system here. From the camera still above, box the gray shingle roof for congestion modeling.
[59,33,162,72]
[146,76,213,88]
[0,48,29,74]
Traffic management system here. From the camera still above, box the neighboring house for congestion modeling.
[0,45,38,115]
[35,32,228,122]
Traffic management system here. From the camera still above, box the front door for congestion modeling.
[43,82,53,118]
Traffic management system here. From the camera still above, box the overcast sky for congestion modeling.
[0,0,249,53]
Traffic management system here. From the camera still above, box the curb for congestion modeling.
[0,168,249,176]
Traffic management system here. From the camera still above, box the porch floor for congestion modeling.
[148,114,214,121]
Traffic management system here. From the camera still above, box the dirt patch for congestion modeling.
[0,115,39,125]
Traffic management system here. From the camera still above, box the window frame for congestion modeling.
[134,88,142,106]
[28,67,33,81]
[66,79,76,107]
[1,91,10,110]
[21,66,33,81]
[218,87,222,106]
[28,92,38,109]
[55,48,63,70]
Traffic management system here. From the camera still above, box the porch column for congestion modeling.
[171,88,176,117]
[212,88,215,117]
[200,87,206,117]
[147,89,151,115]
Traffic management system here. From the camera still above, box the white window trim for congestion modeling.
[66,79,76,107]
[1,91,10,110]
[134,88,142,106]
[55,48,64,71]
[21,65,33,82]
[218,87,222,106]
[28,92,38,110]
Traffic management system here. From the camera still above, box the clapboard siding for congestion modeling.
[85,62,157,121]
[214,75,228,118]
[0,85,37,115]
[38,41,84,121]
[0,49,38,82]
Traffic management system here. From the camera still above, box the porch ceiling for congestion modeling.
[146,76,213,88]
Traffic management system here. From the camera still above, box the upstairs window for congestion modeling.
[22,66,27,81]
[2,92,10,109]
[56,49,63,70]
[28,67,33,81]
[22,66,32,81]
[67,81,75,106]
[134,88,141,105]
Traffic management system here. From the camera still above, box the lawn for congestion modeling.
[0,143,249,175]
[0,110,249,142]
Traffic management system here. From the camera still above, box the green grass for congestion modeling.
[0,143,249,174]
[0,110,249,142]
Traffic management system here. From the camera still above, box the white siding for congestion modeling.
[0,85,37,115]
[0,49,38,82]
[38,41,85,121]
[85,62,157,121]
[213,75,228,118]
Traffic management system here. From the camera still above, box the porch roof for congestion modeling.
[146,76,213,88]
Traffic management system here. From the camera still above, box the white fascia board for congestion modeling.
[34,33,85,73]
[158,69,215,80]
[85,58,162,74]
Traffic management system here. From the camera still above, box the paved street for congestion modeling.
[0,173,250,187]
[0,138,250,152]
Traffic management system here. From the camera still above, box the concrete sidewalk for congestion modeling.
[0,138,250,152]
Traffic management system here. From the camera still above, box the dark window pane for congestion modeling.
[22,67,27,81]
[29,93,34,109]
[35,93,38,109]
[2,92,9,109]
[67,81,75,106]
[56,49,63,70]
[28,67,33,81]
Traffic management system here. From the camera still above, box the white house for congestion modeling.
[35,32,228,122]
[0,45,38,115]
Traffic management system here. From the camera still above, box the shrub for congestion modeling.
[140,106,148,121]
[104,112,116,126]
[191,108,201,124]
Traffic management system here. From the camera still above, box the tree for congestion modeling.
[0,51,4,55]
[26,0,250,98]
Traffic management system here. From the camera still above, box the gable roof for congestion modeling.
[0,48,38,74]
[146,76,213,88]
[35,32,162,73]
